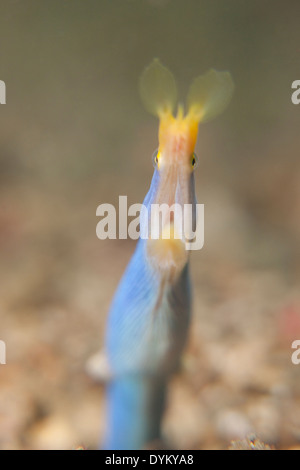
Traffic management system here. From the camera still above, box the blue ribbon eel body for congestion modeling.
[102,60,234,450]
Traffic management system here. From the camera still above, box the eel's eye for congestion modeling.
[152,149,160,168]
[191,152,198,169]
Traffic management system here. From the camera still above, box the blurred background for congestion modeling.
[0,0,300,450]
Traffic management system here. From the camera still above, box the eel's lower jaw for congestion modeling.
[146,223,188,278]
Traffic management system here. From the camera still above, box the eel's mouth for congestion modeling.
[146,158,194,276]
